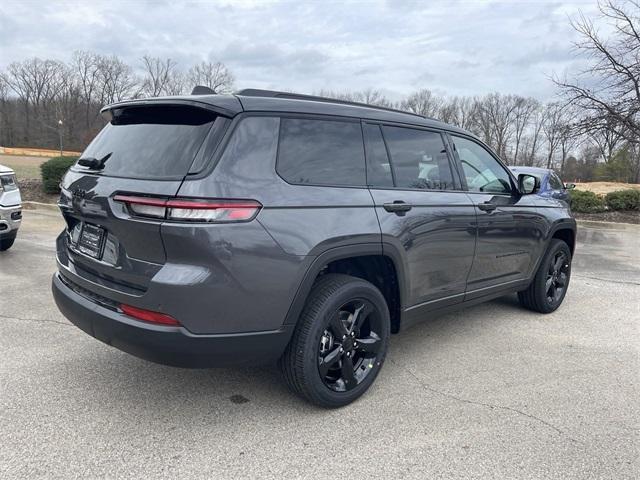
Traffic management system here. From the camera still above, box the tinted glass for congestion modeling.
[79,105,217,179]
[363,123,393,187]
[277,118,365,186]
[382,126,454,190]
[548,172,564,190]
[453,136,512,194]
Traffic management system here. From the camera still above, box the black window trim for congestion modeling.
[274,113,370,190]
[446,132,518,196]
[361,121,396,188]
[362,120,464,193]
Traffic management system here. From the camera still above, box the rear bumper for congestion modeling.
[52,273,294,368]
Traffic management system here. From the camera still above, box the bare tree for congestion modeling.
[542,103,566,168]
[4,58,66,144]
[522,108,547,166]
[98,56,138,104]
[558,122,581,175]
[511,97,539,165]
[72,51,102,129]
[351,88,393,107]
[401,89,444,117]
[589,118,625,162]
[141,56,178,97]
[164,70,188,96]
[444,96,477,131]
[473,93,519,160]
[555,0,640,144]
[0,74,15,145]
[187,61,234,93]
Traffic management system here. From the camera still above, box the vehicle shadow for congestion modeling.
[56,294,528,421]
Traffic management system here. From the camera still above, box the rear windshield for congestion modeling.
[77,105,217,179]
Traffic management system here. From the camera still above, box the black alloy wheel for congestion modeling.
[545,250,569,305]
[318,299,384,392]
[518,239,572,313]
[280,273,390,408]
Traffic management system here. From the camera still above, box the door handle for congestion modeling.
[477,201,497,212]
[383,201,412,215]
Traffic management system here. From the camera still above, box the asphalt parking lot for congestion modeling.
[1,209,638,479]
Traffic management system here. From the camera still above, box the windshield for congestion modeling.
[77,105,217,180]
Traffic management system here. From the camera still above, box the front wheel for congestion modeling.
[279,274,390,408]
[518,239,572,313]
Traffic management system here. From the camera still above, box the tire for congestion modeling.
[0,238,15,251]
[518,239,572,313]
[279,273,390,408]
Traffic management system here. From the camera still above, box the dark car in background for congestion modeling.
[509,166,575,204]
[52,89,577,407]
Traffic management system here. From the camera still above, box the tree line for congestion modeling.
[0,0,637,183]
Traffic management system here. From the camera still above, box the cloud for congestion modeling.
[0,0,599,101]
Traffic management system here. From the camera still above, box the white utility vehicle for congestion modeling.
[0,164,22,251]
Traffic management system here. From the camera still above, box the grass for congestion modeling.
[0,154,48,180]
[574,182,640,195]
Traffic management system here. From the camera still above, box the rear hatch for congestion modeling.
[58,103,228,293]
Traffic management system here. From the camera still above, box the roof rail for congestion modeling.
[236,88,428,120]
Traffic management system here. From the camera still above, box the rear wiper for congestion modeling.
[77,152,112,170]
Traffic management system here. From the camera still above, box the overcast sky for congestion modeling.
[0,0,600,101]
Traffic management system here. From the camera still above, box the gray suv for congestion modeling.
[0,164,22,251]
[52,89,576,407]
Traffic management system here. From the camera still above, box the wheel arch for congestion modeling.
[551,226,576,255]
[283,243,406,333]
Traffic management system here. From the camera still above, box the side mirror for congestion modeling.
[565,183,576,190]
[518,174,539,195]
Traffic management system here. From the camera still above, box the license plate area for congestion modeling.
[77,223,106,259]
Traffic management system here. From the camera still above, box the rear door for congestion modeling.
[364,122,476,312]
[448,134,547,297]
[58,104,226,292]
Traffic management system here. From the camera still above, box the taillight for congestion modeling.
[113,195,261,223]
[120,304,181,326]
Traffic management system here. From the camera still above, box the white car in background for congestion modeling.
[0,164,22,251]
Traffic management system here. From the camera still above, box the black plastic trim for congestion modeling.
[53,273,294,368]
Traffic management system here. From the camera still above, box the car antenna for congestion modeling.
[191,85,216,95]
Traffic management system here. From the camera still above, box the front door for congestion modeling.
[449,134,547,298]
[363,123,476,311]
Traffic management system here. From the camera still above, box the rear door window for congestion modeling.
[277,118,366,186]
[77,105,219,179]
[381,126,455,190]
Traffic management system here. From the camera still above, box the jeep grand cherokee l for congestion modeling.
[52,89,576,408]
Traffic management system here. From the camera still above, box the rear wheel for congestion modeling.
[518,239,572,313]
[0,238,15,251]
[279,274,390,408]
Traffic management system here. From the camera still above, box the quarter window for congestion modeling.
[452,136,512,194]
[382,126,454,190]
[277,118,365,186]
